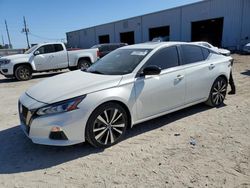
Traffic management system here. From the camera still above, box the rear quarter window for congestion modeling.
[181,45,204,65]
[202,48,211,60]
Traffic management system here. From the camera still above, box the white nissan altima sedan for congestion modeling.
[19,42,233,147]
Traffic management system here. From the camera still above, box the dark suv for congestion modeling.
[91,43,127,58]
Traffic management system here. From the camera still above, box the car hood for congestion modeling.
[4,54,30,61]
[26,70,123,104]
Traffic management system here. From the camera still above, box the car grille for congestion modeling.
[19,102,32,134]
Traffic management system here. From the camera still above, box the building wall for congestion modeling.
[67,31,80,48]
[95,23,115,43]
[66,0,249,50]
[241,0,250,46]
[181,0,243,49]
[141,8,181,42]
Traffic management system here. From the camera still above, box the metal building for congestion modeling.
[66,0,250,50]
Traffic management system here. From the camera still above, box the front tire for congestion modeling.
[205,77,228,107]
[15,65,32,81]
[77,59,91,70]
[86,103,128,148]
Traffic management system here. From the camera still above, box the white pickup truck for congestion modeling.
[0,42,99,81]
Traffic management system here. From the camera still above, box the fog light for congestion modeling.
[49,127,68,140]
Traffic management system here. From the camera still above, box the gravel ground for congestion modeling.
[0,54,249,188]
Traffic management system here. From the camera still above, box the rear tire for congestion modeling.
[15,65,32,81]
[77,59,91,70]
[86,102,128,148]
[205,77,228,107]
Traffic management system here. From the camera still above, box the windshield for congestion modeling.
[87,48,151,75]
[24,45,38,54]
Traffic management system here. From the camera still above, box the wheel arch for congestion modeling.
[107,100,132,129]
[215,74,228,83]
[205,74,228,107]
[88,100,132,130]
[14,63,33,73]
[77,57,92,64]
[206,74,229,101]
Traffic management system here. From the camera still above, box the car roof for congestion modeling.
[95,43,126,46]
[37,42,64,46]
[121,41,188,50]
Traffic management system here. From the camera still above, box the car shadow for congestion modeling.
[241,70,250,76]
[0,103,213,174]
[0,71,68,83]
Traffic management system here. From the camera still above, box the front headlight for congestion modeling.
[36,95,86,116]
[0,59,11,65]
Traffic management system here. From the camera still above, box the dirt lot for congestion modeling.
[0,54,249,188]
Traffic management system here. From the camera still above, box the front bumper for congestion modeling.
[0,64,14,76]
[18,93,88,146]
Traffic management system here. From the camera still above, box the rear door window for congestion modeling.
[54,44,64,52]
[144,46,179,70]
[181,45,204,64]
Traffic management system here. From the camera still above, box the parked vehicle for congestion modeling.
[242,43,250,54]
[0,42,99,81]
[91,43,127,58]
[151,36,169,42]
[18,42,232,147]
[191,41,231,56]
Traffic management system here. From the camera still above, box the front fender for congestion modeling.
[78,84,137,128]
[11,55,36,71]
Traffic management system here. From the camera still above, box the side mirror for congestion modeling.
[141,65,161,76]
[34,51,40,56]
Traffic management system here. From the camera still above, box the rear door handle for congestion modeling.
[209,64,215,70]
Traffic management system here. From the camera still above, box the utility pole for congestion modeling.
[22,16,30,48]
[1,35,4,46]
[5,20,12,49]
